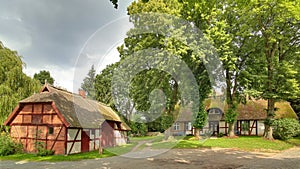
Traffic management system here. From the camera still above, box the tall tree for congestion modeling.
[181,0,254,137]
[95,63,118,106]
[115,0,213,134]
[181,0,300,139]
[33,70,54,85]
[0,41,40,129]
[81,65,96,99]
[240,0,300,139]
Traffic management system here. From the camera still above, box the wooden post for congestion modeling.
[99,126,103,154]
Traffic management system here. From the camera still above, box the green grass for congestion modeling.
[129,136,162,142]
[1,136,299,161]
[285,136,300,146]
[0,149,115,162]
[105,142,137,155]
[175,136,294,152]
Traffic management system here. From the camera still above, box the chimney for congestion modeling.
[78,89,86,98]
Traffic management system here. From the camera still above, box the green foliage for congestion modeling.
[289,98,300,121]
[192,103,207,129]
[0,41,40,127]
[128,122,148,136]
[238,0,300,138]
[34,130,54,156]
[0,149,116,162]
[34,141,54,156]
[95,63,118,106]
[273,118,300,140]
[147,114,174,132]
[0,132,23,156]
[217,132,224,138]
[116,0,212,132]
[33,70,54,85]
[224,105,237,124]
[81,65,96,99]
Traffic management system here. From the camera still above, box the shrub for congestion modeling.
[273,118,300,140]
[34,130,54,156]
[34,141,54,156]
[217,132,224,138]
[128,122,148,136]
[0,132,23,156]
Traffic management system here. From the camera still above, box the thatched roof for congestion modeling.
[176,98,297,122]
[18,84,130,129]
[234,99,297,120]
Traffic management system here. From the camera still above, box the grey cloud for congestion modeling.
[0,0,131,70]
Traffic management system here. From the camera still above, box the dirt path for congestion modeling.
[130,139,153,152]
[1,147,300,169]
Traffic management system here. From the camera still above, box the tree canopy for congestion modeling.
[81,65,96,99]
[105,0,300,138]
[0,41,40,129]
[33,70,54,85]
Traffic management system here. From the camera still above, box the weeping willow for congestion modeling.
[0,41,40,129]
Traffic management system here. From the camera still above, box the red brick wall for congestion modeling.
[9,103,66,154]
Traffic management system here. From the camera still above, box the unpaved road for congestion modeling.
[1,147,300,169]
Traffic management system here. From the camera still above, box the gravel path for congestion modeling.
[1,147,300,169]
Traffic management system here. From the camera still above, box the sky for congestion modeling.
[0,0,134,92]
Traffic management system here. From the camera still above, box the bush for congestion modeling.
[34,141,55,156]
[34,130,54,156]
[273,118,300,140]
[128,122,148,136]
[217,132,224,138]
[0,132,23,156]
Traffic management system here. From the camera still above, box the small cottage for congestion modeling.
[170,99,297,136]
[4,84,130,155]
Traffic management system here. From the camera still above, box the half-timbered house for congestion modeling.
[4,84,130,155]
[169,99,297,136]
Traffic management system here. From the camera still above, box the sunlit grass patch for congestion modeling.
[175,136,294,152]
[0,149,115,162]
[105,142,137,155]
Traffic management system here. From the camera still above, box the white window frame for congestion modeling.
[173,122,180,130]
[185,122,192,130]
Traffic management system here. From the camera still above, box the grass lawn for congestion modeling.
[0,149,115,162]
[0,143,137,162]
[1,136,299,161]
[105,142,137,155]
[174,136,295,152]
[285,136,300,146]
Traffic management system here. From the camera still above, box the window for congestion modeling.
[48,126,54,135]
[241,121,250,131]
[185,122,192,130]
[173,123,180,130]
[209,108,221,114]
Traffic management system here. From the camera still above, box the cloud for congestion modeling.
[0,0,133,92]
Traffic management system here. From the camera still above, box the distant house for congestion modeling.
[4,84,130,155]
[169,99,297,136]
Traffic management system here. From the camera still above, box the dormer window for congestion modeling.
[209,108,221,114]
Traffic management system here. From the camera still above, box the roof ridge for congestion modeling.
[47,85,111,107]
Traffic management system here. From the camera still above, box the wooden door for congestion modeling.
[81,130,90,152]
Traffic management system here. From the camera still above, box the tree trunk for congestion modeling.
[263,37,276,140]
[264,99,275,140]
[195,128,200,139]
[228,122,235,137]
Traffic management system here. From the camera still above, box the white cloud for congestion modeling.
[23,65,75,92]
[1,0,134,92]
